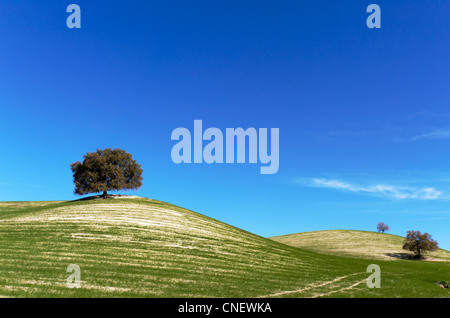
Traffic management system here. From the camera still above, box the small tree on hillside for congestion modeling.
[376,222,390,233]
[70,148,143,198]
[402,230,438,259]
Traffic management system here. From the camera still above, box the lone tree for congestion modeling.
[376,222,390,233]
[402,230,438,259]
[70,148,143,198]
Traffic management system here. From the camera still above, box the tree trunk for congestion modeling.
[102,190,108,198]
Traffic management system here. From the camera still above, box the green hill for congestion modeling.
[271,230,450,261]
[0,198,449,298]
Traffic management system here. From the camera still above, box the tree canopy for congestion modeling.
[376,222,390,233]
[402,230,438,259]
[70,148,143,198]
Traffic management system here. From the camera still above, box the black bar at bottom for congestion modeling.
[0,298,445,316]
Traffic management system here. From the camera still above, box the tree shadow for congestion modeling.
[385,252,418,260]
[70,194,134,202]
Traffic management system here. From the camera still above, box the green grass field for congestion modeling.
[0,197,449,298]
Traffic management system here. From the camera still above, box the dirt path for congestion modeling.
[258,272,365,298]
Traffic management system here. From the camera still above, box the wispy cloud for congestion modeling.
[411,129,450,141]
[412,216,447,222]
[305,178,445,200]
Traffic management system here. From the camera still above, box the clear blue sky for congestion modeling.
[1,1,450,250]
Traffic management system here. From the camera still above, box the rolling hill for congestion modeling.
[271,230,450,262]
[0,197,448,298]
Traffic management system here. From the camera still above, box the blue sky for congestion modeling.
[1,1,450,250]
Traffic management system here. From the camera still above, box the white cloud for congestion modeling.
[412,129,450,141]
[308,178,444,200]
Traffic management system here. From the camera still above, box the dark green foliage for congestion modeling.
[70,148,143,197]
[402,230,438,259]
[437,281,449,289]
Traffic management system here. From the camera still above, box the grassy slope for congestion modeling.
[0,199,449,298]
[271,230,450,261]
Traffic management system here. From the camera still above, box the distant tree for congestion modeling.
[376,222,390,233]
[402,230,438,259]
[70,148,143,198]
